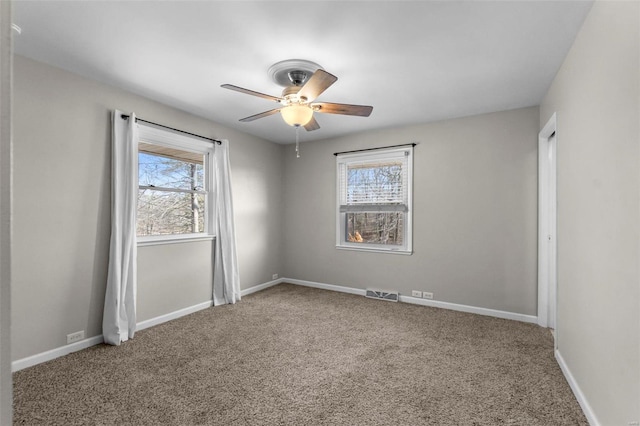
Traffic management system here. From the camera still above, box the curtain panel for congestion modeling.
[213,139,241,305]
[103,110,138,345]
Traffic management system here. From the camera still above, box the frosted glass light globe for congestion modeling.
[281,104,313,127]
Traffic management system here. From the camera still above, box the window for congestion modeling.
[336,146,413,254]
[137,124,215,243]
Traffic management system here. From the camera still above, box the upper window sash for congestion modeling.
[338,149,410,208]
[138,154,206,193]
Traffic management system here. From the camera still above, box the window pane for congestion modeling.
[137,189,205,236]
[347,161,404,204]
[139,152,204,191]
[346,212,404,246]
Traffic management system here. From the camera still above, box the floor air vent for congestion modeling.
[365,289,399,302]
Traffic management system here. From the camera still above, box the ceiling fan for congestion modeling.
[221,59,373,131]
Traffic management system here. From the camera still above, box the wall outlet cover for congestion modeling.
[411,290,422,298]
[66,331,85,345]
[422,292,434,300]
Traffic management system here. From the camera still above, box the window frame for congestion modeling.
[136,124,215,246]
[335,146,413,255]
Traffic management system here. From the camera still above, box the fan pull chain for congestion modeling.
[295,125,301,158]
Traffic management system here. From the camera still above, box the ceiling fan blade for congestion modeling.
[304,116,320,131]
[297,70,338,102]
[221,84,281,102]
[239,108,281,122]
[313,102,373,117]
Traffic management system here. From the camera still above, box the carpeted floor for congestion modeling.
[13,283,587,425]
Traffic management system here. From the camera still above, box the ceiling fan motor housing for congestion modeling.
[281,86,304,101]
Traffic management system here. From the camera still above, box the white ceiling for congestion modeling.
[12,1,593,144]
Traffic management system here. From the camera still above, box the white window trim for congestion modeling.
[335,146,413,254]
[136,123,215,245]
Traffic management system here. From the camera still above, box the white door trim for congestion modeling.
[0,2,13,424]
[538,113,557,330]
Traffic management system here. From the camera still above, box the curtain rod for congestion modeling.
[334,143,416,156]
[120,114,222,145]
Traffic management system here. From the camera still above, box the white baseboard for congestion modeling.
[241,277,283,296]
[136,300,213,332]
[284,278,537,324]
[12,334,104,372]
[399,295,537,324]
[555,350,600,426]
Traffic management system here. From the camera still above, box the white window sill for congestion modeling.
[138,234,215,247]
[336,245,412,255]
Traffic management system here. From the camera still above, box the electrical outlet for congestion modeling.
[422,292,434,300]
[272,273,279,280]
[66,330,84,345]
[411,290,422,298]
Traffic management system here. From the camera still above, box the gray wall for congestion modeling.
[539,1,640,423]
[282,106,539,316]
[137,241,212,322]
[12,55,284,360]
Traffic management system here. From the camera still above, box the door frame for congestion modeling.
[538,113,557,331]
[0,1,13,423]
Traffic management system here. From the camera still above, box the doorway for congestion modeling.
[538,113,557,335]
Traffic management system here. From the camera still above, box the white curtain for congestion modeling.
[103,110,138,345]
[213,139,241,305]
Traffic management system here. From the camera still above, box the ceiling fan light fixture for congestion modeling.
[280,104,313,127]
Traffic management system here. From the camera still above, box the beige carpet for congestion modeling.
[13,283,587,425]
